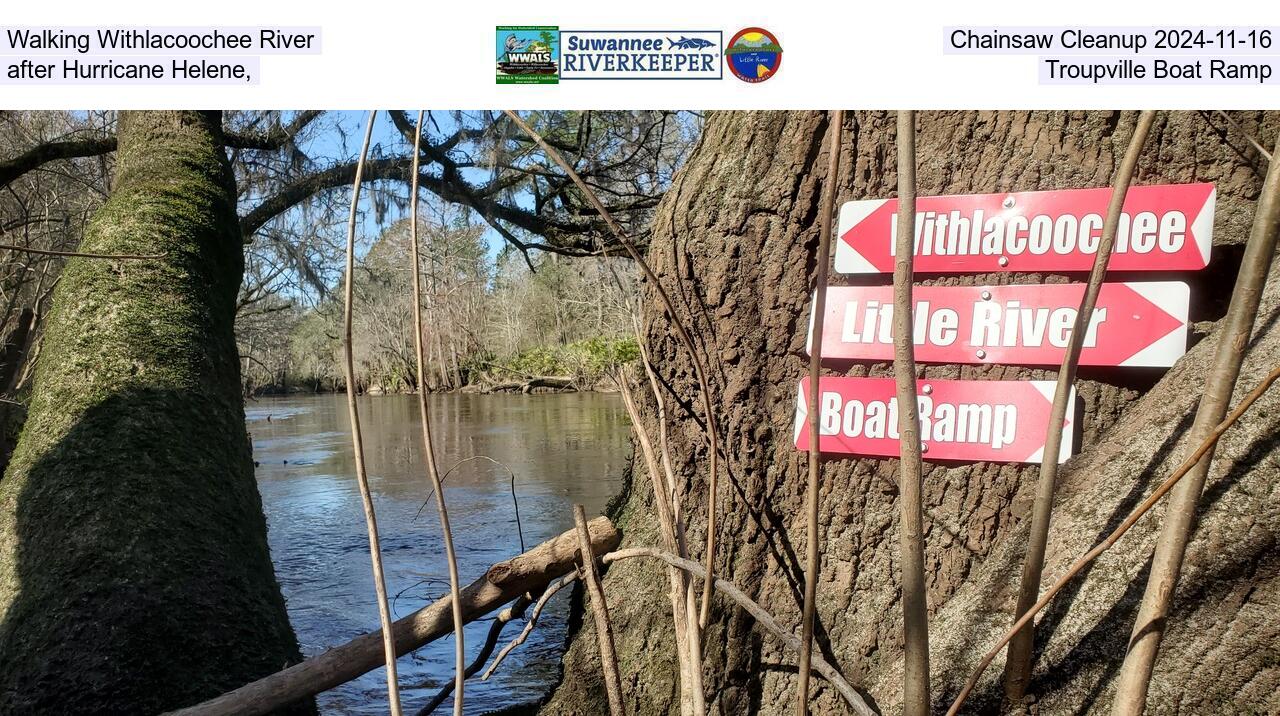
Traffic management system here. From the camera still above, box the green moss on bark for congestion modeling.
[0,111,309,713]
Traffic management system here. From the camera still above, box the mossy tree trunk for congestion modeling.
[540,110,1280,715]
[0,111,307,713]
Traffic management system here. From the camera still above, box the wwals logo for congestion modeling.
[496,26,559,84]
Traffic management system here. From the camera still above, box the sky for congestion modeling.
[290,109,517,263]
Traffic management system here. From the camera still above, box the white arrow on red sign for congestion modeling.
[794,377,1075,464]
[807,281,1189,368]
[834,183,1215,274]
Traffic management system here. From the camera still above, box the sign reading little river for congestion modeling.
[807,281,1189,367]
[793,377,1075,464]
[834,182,1215,274]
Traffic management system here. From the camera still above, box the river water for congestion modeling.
[247,393,630,715]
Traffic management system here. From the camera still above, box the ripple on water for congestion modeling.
[251,392,629,714]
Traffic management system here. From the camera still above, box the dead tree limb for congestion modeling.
[1112,131,1280,715]
[601,548,879,716]
[340,109,403,716]
[484,376,576,393]
[575,505,626,716]
[796,108,844,716]
[501,110,724,631]
[408,109,467,716]
[633,315,705,715]
[947,363,1280,716]
[0,243,165,260]
[483,573,579,680]
[1212,110,1273,161]
[413,595,532,716]
[0,133,117,188]
[618,362,703,715]
[167,518,623,716]
[893,109,930,716]
[1003,109,1157,703]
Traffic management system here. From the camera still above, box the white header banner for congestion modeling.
[1,0,1274,109]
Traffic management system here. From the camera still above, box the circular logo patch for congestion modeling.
[726,28,782,83]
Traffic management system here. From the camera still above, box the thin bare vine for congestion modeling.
[796,108,844,716]
[575,504,626,716]
[0,243,166,260]
[893,109,930,716]
[1003,110,1157,702]
[407,109,467,716]
[341,109,403,716]
[947,363,1280,716]
[500,110,725,631]
[1112,128,1280,714]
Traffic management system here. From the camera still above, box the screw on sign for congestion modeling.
[793,377,1076,465]
[807,281,1189,368]
[833,183,1214,274]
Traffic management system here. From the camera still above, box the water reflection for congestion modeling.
[248,393,629,715]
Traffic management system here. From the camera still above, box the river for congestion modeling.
[246,393,630,714]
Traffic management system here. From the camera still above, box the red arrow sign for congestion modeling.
[834,183,1214,274]
[808,281,1188,367]
[794,377,1074,464]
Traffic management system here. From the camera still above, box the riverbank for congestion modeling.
[249,377,620,398]
[243,337,639,399]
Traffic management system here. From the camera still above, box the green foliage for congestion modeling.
[484,337,638,386]
[572,336,641,373]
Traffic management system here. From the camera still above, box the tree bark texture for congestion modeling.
[0,111,308,714]
[538,110,1280,715]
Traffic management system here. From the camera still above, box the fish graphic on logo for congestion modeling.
[726,27,782,83]
[668,36,716,50]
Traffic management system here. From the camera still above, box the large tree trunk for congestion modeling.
[540,110,1280,714]
[0,111,307,713]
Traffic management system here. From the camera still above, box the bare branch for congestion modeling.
[0,134,117,188]
[1113,122,1280,713]
[1003,110,1157,703]
[796,109,843,716]
[168,518,623,716]
[0,243,164,261]
[408,109,467,716]
[600,548,878,716]
[948,363,1280,716]
[499,109,724,632]
[412,595,532,716]
[575,505,626,716]
[482,573,578,681]
[222,110,323,150]
[339,110,404,716]
[892,109,930,716]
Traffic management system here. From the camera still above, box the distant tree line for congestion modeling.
[236,204,639,395]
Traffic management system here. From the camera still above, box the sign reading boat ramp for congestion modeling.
[794,377,1075,464]
[808,281,1189,368]
[834,183,1215,274]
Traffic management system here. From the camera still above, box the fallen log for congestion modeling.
[168,517,622,716]
[487,376,577,393]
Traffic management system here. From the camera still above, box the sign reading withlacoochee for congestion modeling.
[794,377,1075,464]
[834,183,1215,274]
[808,281,1189,367]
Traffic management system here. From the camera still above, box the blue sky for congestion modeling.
[290,110,516,263]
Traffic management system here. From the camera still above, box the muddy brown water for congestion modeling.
[247,393,629,714]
